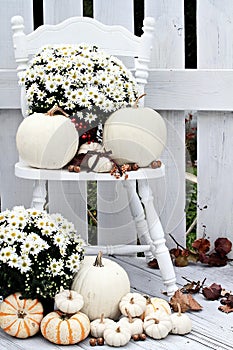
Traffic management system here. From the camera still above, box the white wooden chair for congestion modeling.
[11,15,177,295]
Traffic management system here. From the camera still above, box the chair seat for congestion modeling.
[15,162,165,181]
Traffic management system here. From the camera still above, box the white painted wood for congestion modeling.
[42,1,87,242]
[5,68,233,110]
[0,111,33,210]
[197,0,233,258]
[43,0,83,24]
[145,0,186,248]
[0,0,33,69]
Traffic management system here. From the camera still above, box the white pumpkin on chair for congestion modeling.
[16,106,79,169]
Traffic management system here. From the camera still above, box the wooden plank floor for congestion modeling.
[0,257,233,350]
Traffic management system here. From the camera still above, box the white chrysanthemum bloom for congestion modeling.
[48,258,64,276]
[19,256,32,273]
[0,246,15,262]
[8,253,20,268]
[53,232,66,247]
[27,208,41,217]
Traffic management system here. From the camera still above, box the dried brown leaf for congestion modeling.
[202,283,222,300]
[218,304,233,313]
[170,289,202,312]
[214,238,232,257]
[192,238,210,254]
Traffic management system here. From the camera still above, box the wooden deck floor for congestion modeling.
[0,257,232,350]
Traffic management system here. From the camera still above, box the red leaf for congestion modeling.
[192,238,210,254]
[214,238,232,257]
[202,283,222,300]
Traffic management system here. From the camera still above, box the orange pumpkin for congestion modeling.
[40,310,90,345]
[0,292,43,338]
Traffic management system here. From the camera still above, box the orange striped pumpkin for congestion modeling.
[0,292,43,338]
[40,310,90,345]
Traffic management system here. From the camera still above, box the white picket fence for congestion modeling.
[1,0,233,257]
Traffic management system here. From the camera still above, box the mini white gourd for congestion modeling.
[16,105,79,169]
[54,290,84,314]
[143,296,171,319]
[103,94,167,167]
[90,313,115,338]
[143,313,172,339]
[88,154,113,173]
[118,309,143,336]
[78,142,104,154]
[119,292,147,318]
[170,303,192,335]
[103,323,131,347]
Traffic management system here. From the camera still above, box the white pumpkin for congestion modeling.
[90,313,115,338]
[16,106,79,169]
[103,103,167,167]
[170,303,192,335]
[143,296,171,319]
[119,292,147,317]
[78,141,104,154]
[143,313,172,339]
[103,323,131,347]
[72,252,130,321]
[88,154,113,172]
[54,290,84,314]
[118,309,143,336]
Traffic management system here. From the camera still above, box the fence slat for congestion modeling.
[93,0,137,247]
[197,0,233,258]
[0,0,34,211]
[0,0,33,69]
[43,0,88,239]
[43,0,83,24]
[145,0,186,247]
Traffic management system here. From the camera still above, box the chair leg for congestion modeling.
[123,180,154,262]
[31,179,47,211]
[137,179,178,296]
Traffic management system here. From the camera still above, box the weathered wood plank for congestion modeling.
[145,0,186,247]
[0,109,33,211]
[197,0,233,253]
[94,0,137,247]
[0,0,33,69]
[43,0,83,24]
[4,69,233,111]
[43,0,88,239]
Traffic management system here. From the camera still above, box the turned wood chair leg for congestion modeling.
[31,179,47,211]
[123,180,155,263]
[137,179,178,296]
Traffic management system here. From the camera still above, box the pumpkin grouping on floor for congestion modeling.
[0,254,192,346]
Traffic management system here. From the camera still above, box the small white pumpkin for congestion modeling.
[119,292,146,318]
[72,252,130,320]
[78,141,104,154]
[103,323,131,347]
[16,106,79,169]
[103,96,167,167]
[143,313,172,339]
[118,309,143,336]
[54,289,84,314]
[88,154,113,172]
[143,296,171,319]
[90,313,115,338]
[170,303,192,335]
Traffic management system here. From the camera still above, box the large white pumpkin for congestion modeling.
[72,252,130,321]
[16,107,79,169]
[103,106,167,167]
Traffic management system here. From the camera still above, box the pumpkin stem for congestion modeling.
[177,303,182,316]
[17,310,27,319]
[116,326,121,333]
[130,297,135,304]
[125,308,134,323]
[144,295,152,305]
[93,251,104,267]
[147,317,159,324]
[100,313,105,324]
[46,104,69,118]
[132,93,147,108]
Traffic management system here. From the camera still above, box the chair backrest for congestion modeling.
[11,15,155,115]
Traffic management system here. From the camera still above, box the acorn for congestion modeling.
[89,338,97,346]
